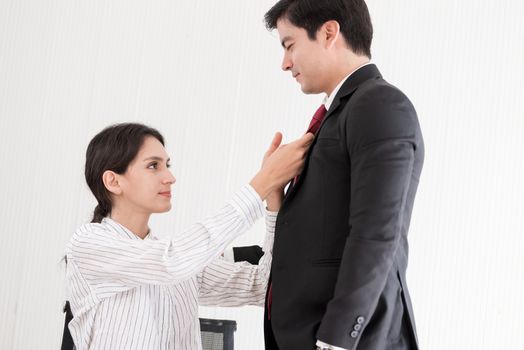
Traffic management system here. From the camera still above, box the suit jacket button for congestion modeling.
[350,331,358,338]
[353,324,362,331]
[357,316,365,324]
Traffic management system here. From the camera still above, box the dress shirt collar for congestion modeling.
[323,62,373,111]
[102,217,153,240]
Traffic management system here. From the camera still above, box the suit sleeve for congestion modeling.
[316,84,421,349]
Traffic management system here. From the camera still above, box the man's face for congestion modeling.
[276,18,329,94]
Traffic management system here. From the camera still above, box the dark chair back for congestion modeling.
[61,301,75,350]
[200,318,237,350]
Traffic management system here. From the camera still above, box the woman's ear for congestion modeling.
[102,170,122,195]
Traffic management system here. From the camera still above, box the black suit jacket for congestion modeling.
[266,65,424,350]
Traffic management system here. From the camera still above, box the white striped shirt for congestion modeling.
[66,185,275,350]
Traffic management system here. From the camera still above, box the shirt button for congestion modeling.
[353,324,362,331]
[357,316,365,324]
[350,331,358,338]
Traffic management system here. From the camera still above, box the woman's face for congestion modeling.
[117,136,176,214]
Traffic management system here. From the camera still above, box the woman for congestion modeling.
[65,123,313,349]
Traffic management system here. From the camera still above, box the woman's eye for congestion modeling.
[166,163,171,168]
[147,162,158,169]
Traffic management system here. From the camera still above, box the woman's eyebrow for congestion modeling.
[143,156,170,162]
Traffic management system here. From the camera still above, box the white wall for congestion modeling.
[0,0,523,349]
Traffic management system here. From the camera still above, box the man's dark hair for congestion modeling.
[264,0,373,58]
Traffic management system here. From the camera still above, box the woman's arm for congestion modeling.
[197,210,277,307]
[67,185,265,291]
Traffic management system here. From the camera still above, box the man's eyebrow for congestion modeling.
[143,156,170,162]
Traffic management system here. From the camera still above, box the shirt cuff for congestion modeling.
[228,184,265,226]
[263,209,277,252]
[316,340,348,350]
[265,211,277,233]
[222,248,235,262]
[265,210,278,221]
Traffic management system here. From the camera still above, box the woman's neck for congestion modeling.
[109,206,151,239]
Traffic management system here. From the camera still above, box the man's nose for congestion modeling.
[281,54,292,71]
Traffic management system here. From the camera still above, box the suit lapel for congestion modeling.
[320,64,382,129]
[281,64,383,206]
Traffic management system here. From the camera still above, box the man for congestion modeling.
[263,1,424,349]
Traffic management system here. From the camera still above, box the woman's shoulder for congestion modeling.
[69,221,112,245]
[66,221,113,255]
[74,221,108,235]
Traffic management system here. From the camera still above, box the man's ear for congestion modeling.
[322,20,341,49]
[102,170,122,195]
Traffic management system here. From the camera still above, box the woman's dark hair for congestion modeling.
[264,0,373,58]
[85,123,164,223]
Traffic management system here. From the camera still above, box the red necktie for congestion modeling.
[306,104,327,135]
[290,104,327,186]
[267,104,328,320]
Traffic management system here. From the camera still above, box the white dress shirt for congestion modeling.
[66,185,276,350]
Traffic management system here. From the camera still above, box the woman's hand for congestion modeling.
[262,133,285,211]
[250,132,314,200]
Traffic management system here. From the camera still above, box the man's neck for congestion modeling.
[325,57,370,97]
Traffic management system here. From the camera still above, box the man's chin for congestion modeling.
[300,85,311,94]
[299,83,321,95]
